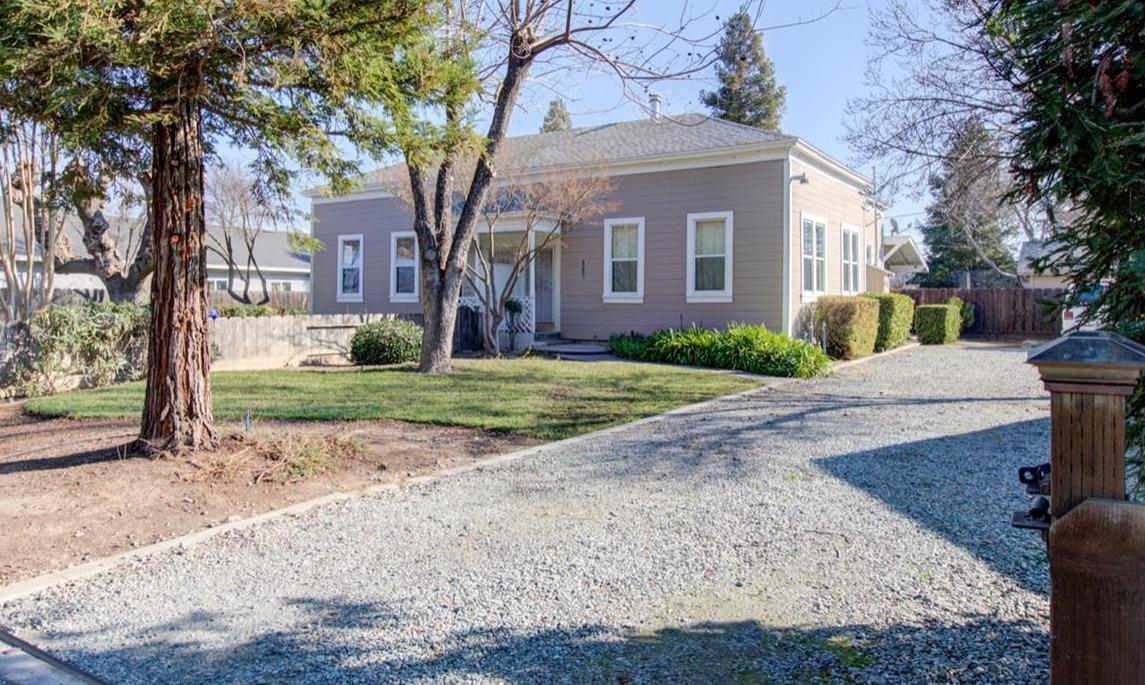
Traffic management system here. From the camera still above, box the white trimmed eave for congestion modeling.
[306,139,800,205]
[789,140,873,192]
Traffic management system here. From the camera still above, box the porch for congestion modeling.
[459,227,561,350]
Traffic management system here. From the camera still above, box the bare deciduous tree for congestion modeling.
[0,116,69,322]
[205,161,283,306]
[395,0,840,373]
[467,166,616,354]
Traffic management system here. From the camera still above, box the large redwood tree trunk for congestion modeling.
[139,97,217,452]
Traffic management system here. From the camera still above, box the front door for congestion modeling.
[536,247,554,329]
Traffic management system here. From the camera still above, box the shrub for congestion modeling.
[862,293,915,351]
[608,332,653,360]
[608,323,830,379]
[349,319,423,365]
[214,303,306,318]
[813,296,879,360]
[1,303,149,396]
[944,296,975,333]
[915,304,961,344]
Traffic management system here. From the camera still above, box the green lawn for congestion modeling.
[25,359,763,441]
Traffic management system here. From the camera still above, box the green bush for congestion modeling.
[944,296,975,332]
[915,304,961,344]
[214,303,306,318]
[813,296,880,360]
[349,318,423,365]
[862,292,915,351]
[608,332,653,360]
[1,303,149,396]
[608,323,830,379]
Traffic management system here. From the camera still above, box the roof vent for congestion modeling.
[649,92,662,121]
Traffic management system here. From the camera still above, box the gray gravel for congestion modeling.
[2,342,1051,684]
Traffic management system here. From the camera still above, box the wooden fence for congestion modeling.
[209,291,310,311]
[209,306,481,370]
[900,287,1065,337]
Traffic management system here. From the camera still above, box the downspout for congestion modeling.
[781,155,792,335]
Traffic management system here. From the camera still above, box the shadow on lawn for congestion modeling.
[50,598,1047,685]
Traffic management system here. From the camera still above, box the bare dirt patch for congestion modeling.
[0,402,536,587]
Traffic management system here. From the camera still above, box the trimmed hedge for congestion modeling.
[915,304,961,344]
[609,323,830,379]
[214,303,307,318]
[813,296,879,360]
[349,319,423,365]
[862,292,915,351]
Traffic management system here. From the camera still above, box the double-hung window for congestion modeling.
[801,215,826,296]
[389,231,418,302]
[842,224,860,294]
[687,211,733,303]
[337,234,363,302]
[603,217,645,303]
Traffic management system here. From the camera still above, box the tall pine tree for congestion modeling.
[541,99,572,132]
[701,8,785,130]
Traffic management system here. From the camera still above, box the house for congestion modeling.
[1017,239,1068,289]
[306,111,885,343]
[881,234,929,288]
[3,217,311,300]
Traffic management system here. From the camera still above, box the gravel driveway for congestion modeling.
[1,343,1051,684]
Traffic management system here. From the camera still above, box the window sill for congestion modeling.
[337,294,363,303]
[801,291,824,303]
[389,294,418,303]
[602,295,644,304]
[686,294,733,304]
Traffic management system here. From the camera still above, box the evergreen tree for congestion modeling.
[915,119,1018,287]
[0,0,433,452]
[541,99,572,132]
[987,0,1145,491]
[701,8,786,130]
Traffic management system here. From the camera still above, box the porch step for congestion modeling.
[531,340,611,356]
[534,331,562,342]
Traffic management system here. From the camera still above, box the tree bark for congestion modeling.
[139,98,217,452]
[415,49,532,372]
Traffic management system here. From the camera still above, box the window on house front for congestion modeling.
[337,234,363,302]
[603,217,644,302]
[270,281,293,294]
[842,225,860,294]
[390,231,418,302]
[687,211,733,302]
[210,279,228,292]
[801,215,826,295]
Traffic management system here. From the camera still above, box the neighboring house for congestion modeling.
[881,235,928,289]
[3,217,311,300]
[306,111,884,342]
[1017,239,1068,289]
[205,229,311,296]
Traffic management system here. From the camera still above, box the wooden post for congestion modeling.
[1027,331,1145,519]
[1027,331,1145,684]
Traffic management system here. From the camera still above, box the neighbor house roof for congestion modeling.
[1017,239,1048,275]
[320,113,869,197]
[3,212,310,274]
[881,235,928,271]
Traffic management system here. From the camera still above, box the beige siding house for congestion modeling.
[307,113,882,342]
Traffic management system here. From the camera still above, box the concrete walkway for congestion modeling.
[0,343,1051,684]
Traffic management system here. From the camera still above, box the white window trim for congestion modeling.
[602,217,645,304]
[800,212,827,301]
[686,210,734,303]
[336,233,364,303]
[389,230,419,303]
[842,223,861,294]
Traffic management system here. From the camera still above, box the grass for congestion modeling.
[26,358,763,441]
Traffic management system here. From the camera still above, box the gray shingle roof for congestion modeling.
[360,113,793,185]
[4,212,309,273]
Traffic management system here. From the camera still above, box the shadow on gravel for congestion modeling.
[51,602,1046,684]
[816,418,1051,595]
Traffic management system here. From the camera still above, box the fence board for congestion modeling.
[209,291,310,310]
[898,287,1065,337]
